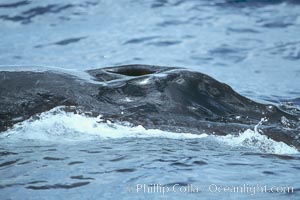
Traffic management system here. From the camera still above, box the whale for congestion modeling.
[0,64,299,149]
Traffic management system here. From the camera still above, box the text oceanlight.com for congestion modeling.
[126,183,294,195]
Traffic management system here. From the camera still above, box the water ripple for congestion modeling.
[0,1,30,9]
[26,181,90,190]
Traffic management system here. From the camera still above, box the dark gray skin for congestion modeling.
[0,65,299,149]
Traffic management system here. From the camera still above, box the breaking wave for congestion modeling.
[1,107,298,155]
[217,118,299,155]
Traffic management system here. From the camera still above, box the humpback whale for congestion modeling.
[0,65,299,149]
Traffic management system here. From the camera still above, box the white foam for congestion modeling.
[1,107,207,142]
[217,118,299,155]
[1,107,298,155]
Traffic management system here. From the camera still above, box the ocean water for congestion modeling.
[0,0,300,199]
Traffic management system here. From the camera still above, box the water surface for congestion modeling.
[1,0,300,199]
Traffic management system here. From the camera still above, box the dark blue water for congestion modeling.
[1,0,300,199]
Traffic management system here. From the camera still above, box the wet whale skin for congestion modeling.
[0,65,299,149]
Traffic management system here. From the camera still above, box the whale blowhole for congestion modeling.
[107,67,155,76]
